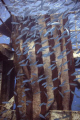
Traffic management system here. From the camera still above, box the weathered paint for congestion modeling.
[11,14,76,120]
[50,110,80,120]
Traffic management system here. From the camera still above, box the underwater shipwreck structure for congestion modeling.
[0,43,14,105]
[0,15,80,120]
[10,14,77,120]
[0,1,80,120]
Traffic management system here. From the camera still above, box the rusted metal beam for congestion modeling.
[0,44,14,60]
[1,0,11,15]
[0,62,3,109]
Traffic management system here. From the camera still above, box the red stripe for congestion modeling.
[35,36,47,116]
[63,18,76,110]
[45,14,63,110]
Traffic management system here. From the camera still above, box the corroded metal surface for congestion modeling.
[1,110,16,120]
[50,110,80,120]
[0,44,14,60]
[11,14,76,120]
[0,96,16,120]
[3,96,14,110]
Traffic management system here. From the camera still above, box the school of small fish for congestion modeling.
[1,0,80,119]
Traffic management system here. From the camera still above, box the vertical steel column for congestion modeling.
[0,61,3,106]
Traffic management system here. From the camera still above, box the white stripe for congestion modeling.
[60,17,70,110]
[38,15,54,110]
[51,15,62,79]
[28,41,41,119]
[20,40,23,54]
